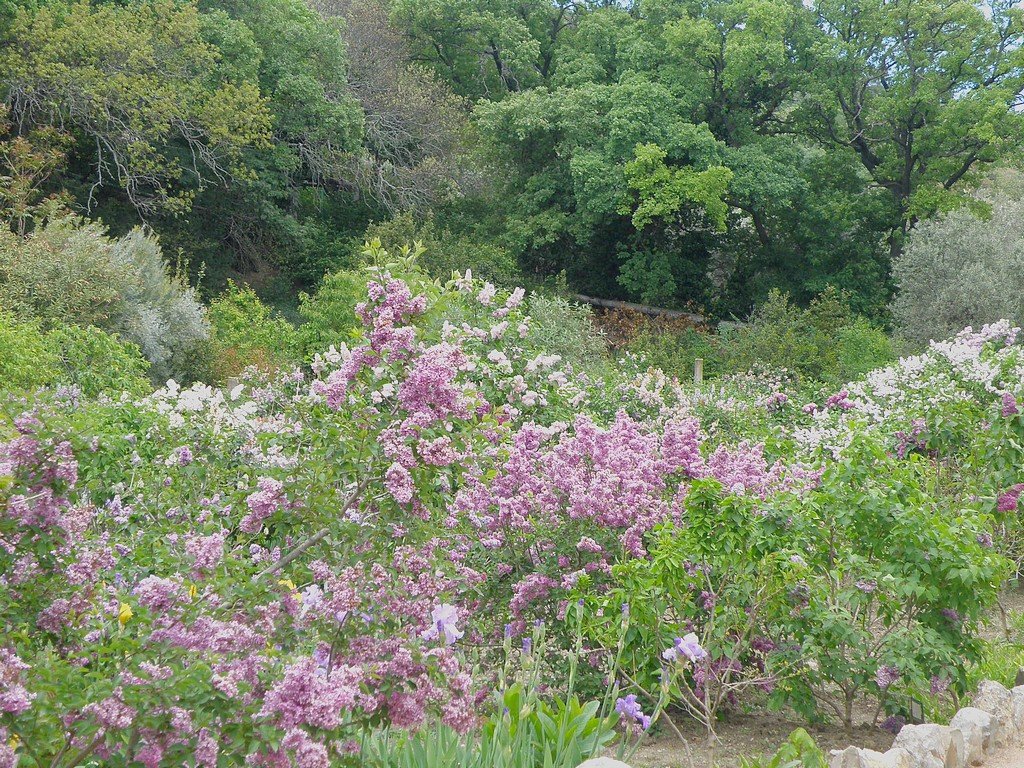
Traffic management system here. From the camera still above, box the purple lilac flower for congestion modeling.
[1001,392,1019,417]
[998,484,1024,513]
[875,665,901,690]
[880,715,906,735]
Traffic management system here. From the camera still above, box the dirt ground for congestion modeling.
[630,705,894,768]
[627,587,1024,768]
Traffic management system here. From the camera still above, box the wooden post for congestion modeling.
[693,358,704,385]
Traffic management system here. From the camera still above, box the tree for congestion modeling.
[798,0,1024,259]
[390,0,585,99]
[0,0,272,215]
[313,0,470,214]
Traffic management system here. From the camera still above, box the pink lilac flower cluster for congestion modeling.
[242,477,287,533]
[448,411,817,628]
[0,649,34,714]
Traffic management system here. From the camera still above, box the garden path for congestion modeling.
[985,743,1024,768]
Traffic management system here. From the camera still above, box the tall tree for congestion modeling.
[798,0,1024,259]
[391,0,586,99]
[0,0,272,216]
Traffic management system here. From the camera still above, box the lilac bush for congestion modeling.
[0,250,1016,765]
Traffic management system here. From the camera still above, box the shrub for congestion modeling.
[0,215,209,382]
[715,288,892,384]
[0,312,149,396]
[47,325,151,397]
[626,327,724,380]
[524,294,610,375]
[109,228,210,383]
[833,319,893,381]
[892,186,1024,346]
[207,282,300,382]
[0,310,57,390]
[0,214,131,328]
[364,212,520,286]
[297,268,368,359]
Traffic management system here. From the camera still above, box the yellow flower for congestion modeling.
[118,602,133,627]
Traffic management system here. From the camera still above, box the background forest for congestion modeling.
[3,0,1024,342]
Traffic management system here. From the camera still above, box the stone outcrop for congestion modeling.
[950,707,997,765]
[972,681,1014,745]
[827,681,1024,768]
[829,745,915,767]
[891,723,966,768]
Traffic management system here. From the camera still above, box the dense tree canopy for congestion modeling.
[1,0,1021,316]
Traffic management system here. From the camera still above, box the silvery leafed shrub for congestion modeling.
[0,215,208,382]
[892,187,1024,347]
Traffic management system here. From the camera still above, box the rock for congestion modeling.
[829,747,861,768]
[892,723,966,768]
[576,760,633,768]
[828,746,914,768]
[972,680,1015,744]
[880,748,916,768]
[949,707,997,765]
[1011,685,1024,741]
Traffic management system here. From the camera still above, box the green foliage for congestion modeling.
[797,0,1024,230]
[363,213,519,286]
[297,268,368,359]
[0,311,57,391]
[208,281,300,381]
[0,214,209,382]
[111,228,210,383]
[621,143,733,231]
[524,294,610,376]
[717,288,893,384]
[362,686,616,768]
[0,0,272,215]
[0,311,149,396]
[624,288,893,386]
[740,729,827,768]
[588,482,800,730]
[47,325,151,398]
[779,437,1008,725]
[0,214,131,329]
[626,328,722,380]
[833,320,894,382]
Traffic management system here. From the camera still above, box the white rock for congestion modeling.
[576,760,633,768]
[1010,685,1024,741]
[829,747,861,768]
[892,723,966,768]
[879,748,916,768]
[828,746,914,768]
[972,680,1014,744]
[950,707,996,765]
